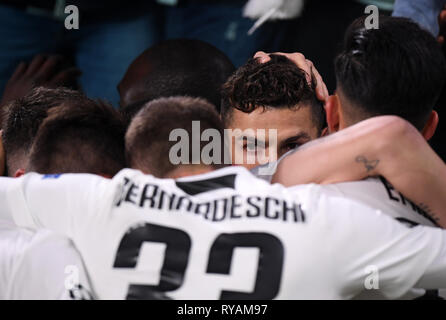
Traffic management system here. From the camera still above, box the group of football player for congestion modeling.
[1,13,446,300]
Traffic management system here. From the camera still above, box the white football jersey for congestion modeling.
[252,157,445,299]
[1,167,446,300]
[0,220,94,300]
[321,177,439,228]
[318,178,445,299]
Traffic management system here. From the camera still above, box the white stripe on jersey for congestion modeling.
[1,167,446,299]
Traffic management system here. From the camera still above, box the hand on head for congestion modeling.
[253,51,329,102]
[0,54,81,106]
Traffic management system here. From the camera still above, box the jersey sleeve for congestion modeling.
[7,231,95,300]
[0,173,108,239]
[317,192,446,299]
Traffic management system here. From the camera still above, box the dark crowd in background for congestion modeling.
[0,0,444,158]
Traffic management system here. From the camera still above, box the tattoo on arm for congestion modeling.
[355,156,380,173]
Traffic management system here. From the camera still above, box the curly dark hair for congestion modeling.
[221,54,325,134]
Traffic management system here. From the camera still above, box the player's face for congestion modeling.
[227,106,320,169]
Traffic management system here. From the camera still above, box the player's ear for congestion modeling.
[421,110,439,141]
[325,95,341,133]
[320,127,329,137]
[14,168,25,178]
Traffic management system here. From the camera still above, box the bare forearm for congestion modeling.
[271,116,395,186]
[378,130,446,228]
[388,165,446,228]
[272,116,446,228]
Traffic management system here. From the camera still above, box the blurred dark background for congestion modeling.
[0,0,444,161]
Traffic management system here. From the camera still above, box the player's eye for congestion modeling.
[283,142,300,152]
[243,142,257,152]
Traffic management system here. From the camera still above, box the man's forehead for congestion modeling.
[229,106,320,144]
[231,106,315,128]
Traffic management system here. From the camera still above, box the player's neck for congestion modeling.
[165,165,214,179]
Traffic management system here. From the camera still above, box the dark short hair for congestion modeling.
[27,98,126,176]
[335,16,446,130]
[1,87,85,175]
[125,96,226,177]
[221,54,325,134]
[120,39,235,118]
